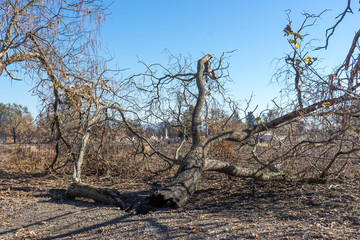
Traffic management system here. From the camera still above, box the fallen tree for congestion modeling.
[66,42,360,212]
[43,1,359,212]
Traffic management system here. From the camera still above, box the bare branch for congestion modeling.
[315,0,353,50]
[345,29,360,70]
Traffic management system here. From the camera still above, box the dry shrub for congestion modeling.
[82,140,186,178]
[5,144,55,174]
[84,149,142,177]
[82,140,158,178]
[247,129,360,180]
[209,141,238,160]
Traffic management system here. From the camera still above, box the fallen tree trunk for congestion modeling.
[148,145,204,208]
[146,55,212,209]
[63,157,329,214]
[65,182,128,210]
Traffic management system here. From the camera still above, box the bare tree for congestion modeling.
[67,1,360,209]
[0,0,106,80]
[0,0,109,161]
[0,0,128,194]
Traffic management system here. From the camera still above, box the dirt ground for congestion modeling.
[0,143,359,240]
[0,168,359,240]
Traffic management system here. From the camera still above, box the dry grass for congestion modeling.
[1,140,359,182]
[0,144,54,175]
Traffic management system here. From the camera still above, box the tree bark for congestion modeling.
[72,105,102,182]
[65,182,128,209]
[204,159,286,181]
[148,145,204,208]
[192,54,212,143]
[72,129,91,182]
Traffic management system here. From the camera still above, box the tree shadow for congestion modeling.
[0,183,166,239]
[0,169,48,181]
[187,178,360,226]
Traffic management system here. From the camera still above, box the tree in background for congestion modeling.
[0,103,33,143]
[246,111,255,127]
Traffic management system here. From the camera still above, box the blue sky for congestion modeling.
[1,0,359,118]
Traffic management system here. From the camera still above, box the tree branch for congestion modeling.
[192,54,212,143]
[205,94,352,149]
[345,29,360,70]
[204,159,286,181]
[315,0,353,50]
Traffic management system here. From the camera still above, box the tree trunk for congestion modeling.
[72,127,91,182]
[148,145,204,208]
[65,182,128,209]
[72,105,102,182]
[12,127,16,143]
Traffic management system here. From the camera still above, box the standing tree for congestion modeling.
[0,103,33,143]
[0,0,114,172]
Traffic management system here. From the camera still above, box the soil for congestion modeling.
[1,169,359,240]
[0,143,359,240]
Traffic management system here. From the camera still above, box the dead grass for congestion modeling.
[0,143,54,175]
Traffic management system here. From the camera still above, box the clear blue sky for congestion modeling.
[1,0,359,118]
